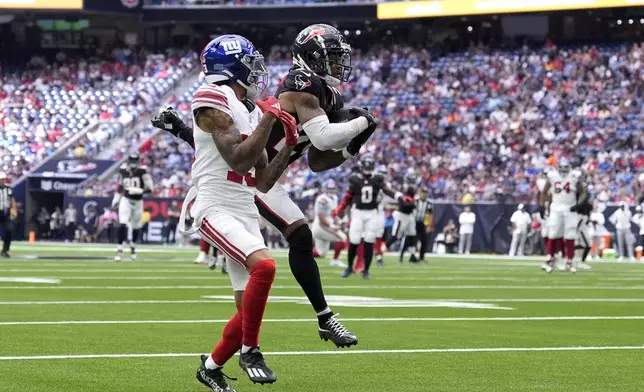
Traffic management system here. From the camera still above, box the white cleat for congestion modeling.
[617,257,624,262]
[194,252,207,264]
[114,250,123,262]
[541,263,553,273]
[580,263,592,270]
[329,259,347,268]
[130,252,137,261]
[555,263,566,272]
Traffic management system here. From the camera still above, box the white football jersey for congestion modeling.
[313,193,337,224]
[191,83,263,217]
[547,169,580,208]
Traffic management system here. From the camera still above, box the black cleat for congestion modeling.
[318,314,358,348]
[340,267,353,278]
[239,347,276,384]
[362,271,371,280]
[196,355,236,392]
[1,251,9,258]
[376,255,384,267]
[409,254,418,263]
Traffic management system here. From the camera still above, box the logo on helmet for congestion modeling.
[296,27,326,45]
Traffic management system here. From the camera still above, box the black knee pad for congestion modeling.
[287,224,314,253]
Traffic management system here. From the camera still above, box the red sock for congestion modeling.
[242,259,276,348]
[211,305,242,366]
[565,239,575,261]
[375,238,383,256]
[558,238,565,254]
[333,242,344,259]
[355,243,365,272]
[200,239,210,253]
[312,248,320,258]
[546,237,555,257]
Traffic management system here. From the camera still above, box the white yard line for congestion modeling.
[1,345,643,361]
[0,277,60,284]
[0,316,643,326]
[1,285,644,290]
[3,298,643,306]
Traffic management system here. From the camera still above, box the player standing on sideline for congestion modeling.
[412,189,432,263]
[184,35,298,391]
[0,172,15,258]
[153,24,378,348]
[111,153,153,262]
[390,179,418,263]
[311,180,347,267]
[332,155,404,279]
[539,158,587,273]
[574,199,594,270]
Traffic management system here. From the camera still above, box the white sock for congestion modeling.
[204,354,221,370]
[316,307,332,317]
[241,345,252,354]
[198,251,206,257]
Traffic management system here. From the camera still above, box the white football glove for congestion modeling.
[127,187,144,195]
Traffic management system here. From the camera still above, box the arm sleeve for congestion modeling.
[302,115,369,151]
[334,191,354,215]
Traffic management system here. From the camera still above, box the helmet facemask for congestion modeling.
[237,52,268,100]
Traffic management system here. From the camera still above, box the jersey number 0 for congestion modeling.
[361,186,373,203]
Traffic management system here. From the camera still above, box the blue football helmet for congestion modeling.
[200,35,268,99]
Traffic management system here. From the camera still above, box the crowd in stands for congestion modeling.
[96,40,642,203]
[0,47,198,180]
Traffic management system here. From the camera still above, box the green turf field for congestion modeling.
[1,243,643,392]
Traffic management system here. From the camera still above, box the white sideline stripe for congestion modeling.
[0,277,60,284]
[1,316,643,326]
[1,346,643,361]
[3,285,644,290]
[3,298,644,306]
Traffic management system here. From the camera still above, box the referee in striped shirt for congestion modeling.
[412,189,432,263]
[0,172,15,258]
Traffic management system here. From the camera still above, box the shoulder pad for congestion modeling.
[282,69,324,96]
[373,174,386,184]
[119,164,128,171]
[348,174,362,185]
[192,85,233,118]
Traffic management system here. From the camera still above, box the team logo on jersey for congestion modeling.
[294,75,311,91]
[296,27,325,44]
[121,0,140,8]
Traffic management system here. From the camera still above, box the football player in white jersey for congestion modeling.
[184,35,298,391]
[312,179,347,267]
[539,158,588,273]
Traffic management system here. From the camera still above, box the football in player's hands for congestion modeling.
[345,125,377,156]
[280,111,299,146]
[255,97,282,118]
[348,107,378,128]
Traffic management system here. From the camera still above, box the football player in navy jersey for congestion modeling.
[332,156,405,279]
